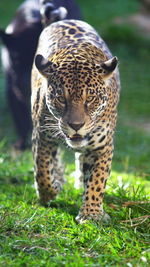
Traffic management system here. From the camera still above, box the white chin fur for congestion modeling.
[66,138,88,149]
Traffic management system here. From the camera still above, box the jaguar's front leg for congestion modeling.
[76,141,113,223]
[32,130,63,204]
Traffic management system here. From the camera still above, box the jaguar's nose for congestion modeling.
[68,122,85,131]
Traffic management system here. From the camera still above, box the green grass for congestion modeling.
[0,0,150,266]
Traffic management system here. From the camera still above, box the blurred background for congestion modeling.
[0,0,150,177]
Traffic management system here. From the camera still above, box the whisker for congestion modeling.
[43,115,58,123]
[43,124,58,128]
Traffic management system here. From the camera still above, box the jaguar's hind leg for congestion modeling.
[53,147,66,185]
[74,152,83,189]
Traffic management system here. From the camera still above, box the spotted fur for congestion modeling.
[31,19,120,223]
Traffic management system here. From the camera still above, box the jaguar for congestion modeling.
[31,19,120,223]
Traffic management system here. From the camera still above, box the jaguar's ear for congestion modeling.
[101,56,118,79]
[35,54,56,77]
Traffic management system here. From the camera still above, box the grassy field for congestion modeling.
[0,0,150,266]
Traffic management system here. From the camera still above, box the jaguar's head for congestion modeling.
[35,48,118,149]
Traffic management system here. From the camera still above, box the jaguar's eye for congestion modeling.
[57,95,66,104]
[86,96,95,103]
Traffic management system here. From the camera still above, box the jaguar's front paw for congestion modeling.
[75,211,110,224]
[36,180,62,205]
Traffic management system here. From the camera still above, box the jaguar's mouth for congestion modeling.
[66,134,88,149]
[69,134,83,142]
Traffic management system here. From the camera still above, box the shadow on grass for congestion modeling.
[49,200,79,217]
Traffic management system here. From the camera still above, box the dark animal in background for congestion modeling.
[0,0,81,149]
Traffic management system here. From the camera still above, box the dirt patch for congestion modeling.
[125,119,150,135]
[114,14,150,39]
